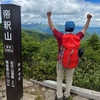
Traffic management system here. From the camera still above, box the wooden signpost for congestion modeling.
[1,4,23,100]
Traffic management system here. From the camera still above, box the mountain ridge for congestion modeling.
[22,22,100,35]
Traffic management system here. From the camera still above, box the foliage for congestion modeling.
[0,42,4,78]
[31,38,57,80]
[0,27,100,91]
[73,37,100,91]
[81,32,92,41]
[87,33,100,50]
[21,31,57,80]
[21,31,100,91]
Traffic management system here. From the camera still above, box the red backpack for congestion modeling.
[60,33,80,68]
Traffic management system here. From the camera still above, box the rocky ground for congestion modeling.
[0,79,90,100]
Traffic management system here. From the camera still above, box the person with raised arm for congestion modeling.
[47,11,92,100]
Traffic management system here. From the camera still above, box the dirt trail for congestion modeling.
[0,79,89,100]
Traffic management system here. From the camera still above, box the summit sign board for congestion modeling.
[1,4,23,100]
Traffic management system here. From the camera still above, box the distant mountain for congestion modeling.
[23,29,53,40]
[22,22,52,34]
[22,22,100,35]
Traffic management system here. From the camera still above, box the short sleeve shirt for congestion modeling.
[52,28,84,53]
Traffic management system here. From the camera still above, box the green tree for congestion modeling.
[73,37,100,91]
[87,33,100,50]
[0,42,4,78]
[30,38,57,80]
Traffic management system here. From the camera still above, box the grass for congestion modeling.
[68,95,73,100]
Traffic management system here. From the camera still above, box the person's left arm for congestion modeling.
[47,11,55,31]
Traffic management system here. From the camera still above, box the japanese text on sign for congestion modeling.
[3,9,12,41]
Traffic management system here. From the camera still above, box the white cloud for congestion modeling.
[0,0,100,27]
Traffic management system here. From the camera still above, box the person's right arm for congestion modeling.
[81,14,92,35]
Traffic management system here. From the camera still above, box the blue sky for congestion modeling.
[1,0,12,4]
[0,0,100,27]
[85,0,100,3]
